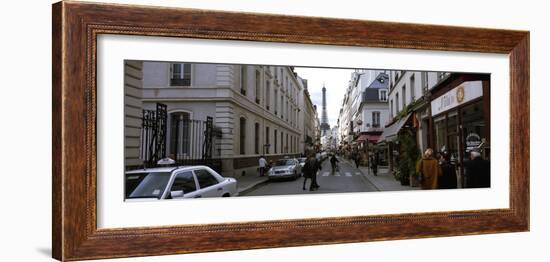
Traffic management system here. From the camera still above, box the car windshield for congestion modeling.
[126,172,172,199]
[298,158,306,163]
[275,160,294,166]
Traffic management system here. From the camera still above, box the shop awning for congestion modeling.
[379,113,412,142]
[356,134,381,143]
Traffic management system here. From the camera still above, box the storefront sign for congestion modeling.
[465,132,482,152]
[431,81,483,116]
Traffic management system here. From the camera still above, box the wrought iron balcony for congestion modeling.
[170,78,190,86]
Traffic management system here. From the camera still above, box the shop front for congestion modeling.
[430,75,490,187]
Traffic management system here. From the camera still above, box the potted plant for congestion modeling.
[396,130,420,186]
[396,156,410,185]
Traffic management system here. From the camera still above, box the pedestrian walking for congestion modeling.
[370,155,378,176]
[463,151,490,188]
[258,155,267,177]
[353,151,360,168]
[330,154,339,174]
[438,152,457,189]
[416,148,442,189]
[302,153,320,191]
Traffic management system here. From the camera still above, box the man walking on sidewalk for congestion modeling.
[352,151,360,168]
[258,155,267,177]
[370,155,378,176]
[303,153,320,191]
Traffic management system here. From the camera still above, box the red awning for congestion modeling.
[356,134,381,143]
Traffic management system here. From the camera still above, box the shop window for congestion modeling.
[462,101,486,157]
[434,115,447,153]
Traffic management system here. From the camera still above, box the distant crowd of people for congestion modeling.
[257,146,490,192]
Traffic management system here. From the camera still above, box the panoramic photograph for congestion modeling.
[123,61,491,201]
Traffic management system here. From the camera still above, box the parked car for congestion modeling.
[267,158,302,180]
[125,166,238,200]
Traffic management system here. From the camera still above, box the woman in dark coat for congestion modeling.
[464,151,490,188]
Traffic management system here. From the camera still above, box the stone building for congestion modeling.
[124,61,315,177]
[336,69,385,155]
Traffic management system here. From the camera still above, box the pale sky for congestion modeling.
[294,67,356,128]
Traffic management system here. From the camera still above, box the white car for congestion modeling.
[267,158,302,180]
[125,166,238,200]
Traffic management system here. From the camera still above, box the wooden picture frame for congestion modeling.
[52,1,529,261]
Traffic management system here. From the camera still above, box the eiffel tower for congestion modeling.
[320,84,330,136]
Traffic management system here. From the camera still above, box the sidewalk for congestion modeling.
[357,166,419,192]
[234,172,269,195]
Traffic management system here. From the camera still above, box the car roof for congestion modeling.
[125,165,209,174]
[275,158,296,163]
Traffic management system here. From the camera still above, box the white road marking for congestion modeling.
[322,172,329,176]
[335,173,341,176]
[345,172,352,177]
[355,172,362,175]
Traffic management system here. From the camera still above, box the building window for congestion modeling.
[239,117,246,155]
[280,132,284,154]
[285,77,288,93]
[255,70,261,104]
[170,112,191,157]
[372,111,381,128]
[286,101,289,122]
[274,89,278,115]
[296,109,299,127]
[396,93,400,113]
[240,66,247,95]
[255,122,260,154]
[390,99,394,119]
[402,85,406,109]
[265,80,271,110]
[286,133,289,153]
[379,90,388,101]
[265,126,270,154]
[170,63,191,86]
[280,95,284,118]
[421,72,428,93]
[274,129,278,153]
[410,74,416,101]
